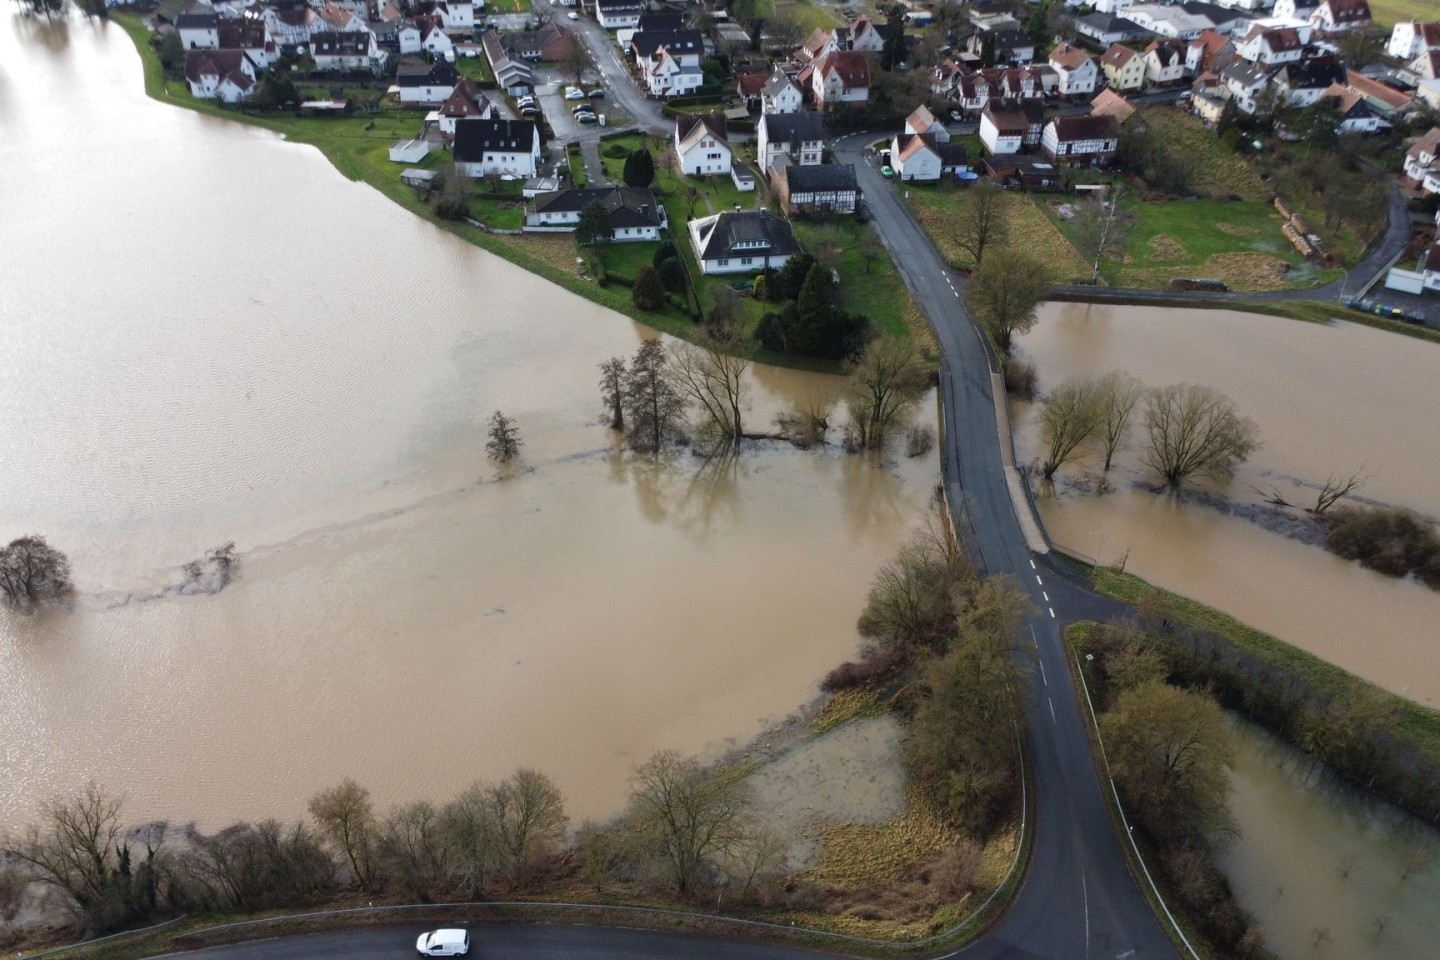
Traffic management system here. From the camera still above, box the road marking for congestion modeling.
[1083,871,1091,958]
[1036,574,1043,585]
[1048,697,1057,724]
[1029,559,1036,569]
[1043,591,1050,602]
[1039,660,1047,686]
[1049,607,1056,618]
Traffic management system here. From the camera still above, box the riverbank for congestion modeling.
[109,14,921,372]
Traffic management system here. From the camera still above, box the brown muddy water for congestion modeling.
[0,13,938,830]
[1222,716,1440,960]
[1012,302,1440,707]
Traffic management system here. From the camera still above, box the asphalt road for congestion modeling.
[835,134,1179,960]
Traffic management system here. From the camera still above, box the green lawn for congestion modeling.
[487,0,531,11]
[792,219,910,339]
[774,0,842,35]
[1369,0,1432,26]
[454,56,494,85]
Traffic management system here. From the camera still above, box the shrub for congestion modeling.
[1003,358,1037,399]
[631,265,667,311]
[1322,506,1440,588]
[906,424,935,458]
[821,646,909,691]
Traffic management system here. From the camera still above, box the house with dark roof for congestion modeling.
[634,29,704,96]
[524,187,668,241]
[770,158,860,215]
[1142,39,1188,86]
[688,210,802,275]
[177,11,219,49]
[1345,69,1414,118]
[428,77,493,136]
[214,19,276,67]
[802,50,870,106]
[1274,56,1347,107]
[757,111,826,174]
[1236,26,1306,67]
[966,28,1036,66]
[1073,13,1150,47]
[1388,21,1440,61]
[595,0,645,30]
[453,118,541,178]
[395,58,459,105]
[632,11,685,34]
[184,49,259,102]
[1310,0,1370,36]
[1041,114,1120,166]
[1100,43,1145,91]
[675,113,733,176]
[1223,61,1271,113]
[979,99,1045,155]
[761,66,805,114]
[1317,85,1387,133]
[312,31,378,72]
[481,31,533,96]
[982,153,1061,190]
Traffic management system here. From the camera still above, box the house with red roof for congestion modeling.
[801,50,871,106]
[184,49,259,102]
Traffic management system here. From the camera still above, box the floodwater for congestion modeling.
[1221,716,1440,960]
[0,13,938,831]
[1012,303,1440,707]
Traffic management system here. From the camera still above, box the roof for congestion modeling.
[983,100,1042,134]
[175,11,217,29]
[184,48,254,84]
[937,141,969,166]
[906,104,941,132]
[500,23,573,60]
[596,0,645,10]
[453,119,537,161]
[895,131,939,162]
[397,59,458,86]
[1256,27,1304,52]
[312,31,369,56]
[1222,61,1268,87]
[1320,83,1378,119]
[1423,240,1440,273]
[814,50,871,87]
[317,2,355,30]
[440,78,490,119]
[762,65,800,98]
[1077,13,1146,36]
[635,11,684,32]
[693,210,802,261]
[675,112,730,153]
[1189,28,1231,54]
[1320,0,1371,24]
[216,19,268,49]
[632,28,703,59]
[982,153,1059,177]
[784,162,859,194]
[761,110,826,147]
[738,72,768,96]
[532,187,665,228]
[1050,114,1120,142]
[801,26,833,58]
[1276,56,1346,90]
[1347,70,1412,111]
[1101,44,1139,68]
[1090,89,1136,121]
[1409,127,1440,160]
[1050,42,1092,70]
[1145,39,1186,66]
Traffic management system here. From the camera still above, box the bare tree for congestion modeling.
[439,782,504,898]
[626,751,752,895]
[485,410,522,464]
[180,819,332,911]
[1141,384,1260,490]
[560,33,590,85]
[765,10,806,54]
[718,824,787,900]
[671,342,750,449]
[622,339,688,454]
[775,391,834,449]
[1072,183,1131,284]
[376,801,451,901]
[1038,379,1101,480]
[0,535,72,614]
[685,185,702,218]
[1311,469,1366,515]
[858,229,884,274]
[705,287,744,344]
[950,179,1007,268]
[307,778,378,892]
[847,336,930,450]
[967,250,1049,354]
[1092,370,1146,471]
[599,356,626,432]
[489,768,568,880]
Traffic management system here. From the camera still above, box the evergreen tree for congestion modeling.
[485,411,522,464]
[631,265,667,310]
[791,263,836,355]
[656,256,686,293]
[622,149,656,188]
[651,239,678,269]
[880,4,907,71]
[575,201,614,248]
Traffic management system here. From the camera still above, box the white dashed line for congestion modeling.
[1049,607,1056,618]
[1043,591,1050,602]
[1036,575,1044,585]
[1029,559,1036,569]
[1048,698,1057,724]
[1039,661,1048,686]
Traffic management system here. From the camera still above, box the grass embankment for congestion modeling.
[112,15,908,369]
[1089,566,1440,760]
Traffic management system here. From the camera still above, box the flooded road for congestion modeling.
[1013,303,1440,706]
[0,13,937,829]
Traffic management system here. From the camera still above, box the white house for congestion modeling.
[803,50,871,106]
[889,133,967,181]
[675,113,733,176]
[1273,56,1347,107]
[1049,42,1099,96]
[183,49,258,102]
[311,31,378,72]
[1404,127,1440,194]
[1309,0,1371,35]
[980,102,1027,155]
[1041,114,1120,165]
[760,66,805,113]
[1122,4,1214,40]
[595,0,645,29]
[524,187,668,241]
[1388,22,1440,60]
[176,11,219,50]
[757,110,826,174]
[848,16,886,53]
[1236,26,1306,66]
[1222,61,1271,113]
[641,47,704,95]
[416,0,475,32]
[1143,39,1188,85]
[427,78,493,136]
[687,210,803,275]
[1073,13,1150,47]
[453,118,541,178]
[1318,84,1387,133]
[397,20,422,54]
[396,58,460,105]
[904,104,948,142]
[415,16,453,56]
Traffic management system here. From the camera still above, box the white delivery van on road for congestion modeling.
[416,928,470,956]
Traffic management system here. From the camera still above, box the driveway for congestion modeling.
[531,0,669,135]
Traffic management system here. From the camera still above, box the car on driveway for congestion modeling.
[880,165,895,178]
[576,112,598,124]
[564,86,585,100]
[567,10,578,18]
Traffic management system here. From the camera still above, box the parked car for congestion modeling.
[564,86,585,100]
[519,106,538,117]
[880,165,895,178]
[588,88,605,98]
[516,95,536,107]
[416,929,469,956]
[576,112,599,124]
[567,10,579,19]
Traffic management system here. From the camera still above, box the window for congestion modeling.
[741,257,752,265]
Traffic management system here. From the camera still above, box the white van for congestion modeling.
[416,928,470,956]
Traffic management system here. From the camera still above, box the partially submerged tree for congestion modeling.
[1037,379,1101,480]
[847,335,930,450]
[1141,383,1260,490]
[0,535,72,614]
[967,250,1048,354]
[599,356,627,431]
[626,751,751,895]
[950,179,1007,268]
[485,410,523,464]
[1092,370,1146,471]
[671,342,750,449]
[622,339,687,454]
